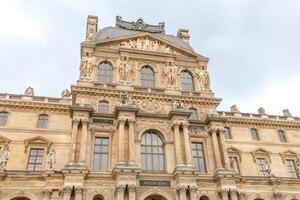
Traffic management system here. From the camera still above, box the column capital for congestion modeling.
[208,126,219,134]
[115,184,125,195]
[189,186,197,193]
[75,186,84,195]
[172,122,180,129]
[63,186,72,195]
[181,122,189,128]
[81,119,89,125]
[128,120,136,125]
[72,119,80,126]
[177,186,187,193]
[128,185,136,193]
[42,189,52,198]
[118,119,126,125]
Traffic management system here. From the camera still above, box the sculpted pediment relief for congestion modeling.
[96,34,204,59]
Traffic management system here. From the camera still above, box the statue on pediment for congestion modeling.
[118,56,132,81]
[80,52,95,81]
[283,109,292,117]
[24,86,34,96]
[61,89,71,99]
[164,62,177,86]
[0,145,9,170]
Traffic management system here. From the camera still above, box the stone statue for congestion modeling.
[0,145,10,170]
[47,149,56,171]
[61,89,71,99]
[164,62,177,86]
[173,100,184,109]
[80,53,95,81]
[258,107,266,115]
[119,56,131,81]
[24,86,34,96]
[119,93,135,106]
[283,109,292,117]
[230,105,240,113]
[195,69,210,89]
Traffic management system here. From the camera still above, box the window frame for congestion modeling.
[180,70,194,92]
[90,133,111,171]
[278,130,287,143]
[191,142,207,173]
[256,157,269,176]
[97,61,113,84]
[36,114,49,129]
[0,111,9,127]
[98,101,109,113]
[141,131,165,172]
[251,128,259,141]
[92,137,109,171]
[26,148,45,171]
[140,65,155,88]
[223,127,232,139]
[285,159,298,178]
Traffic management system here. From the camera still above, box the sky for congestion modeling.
[0,0,300,116]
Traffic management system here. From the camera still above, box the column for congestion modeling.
[118,120,126,165]
[189,186,198,200]
[128,120,135,165]
[231,189,238,200]
[219,129,230,169]
[182,124,192,166]
[128,185,136,200]
[42,189,52,200]
[173,123,183,167]
[79,120,89,165]
[115,185,125,200]
[178,186,187,200]
[68,120,79,164]
[63,186,72,200]
[210,128,222,169]
[75,186,83,200]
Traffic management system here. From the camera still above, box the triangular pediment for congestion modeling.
[0,135,11,145]
[95,33,208,60]
[24,136,53,153]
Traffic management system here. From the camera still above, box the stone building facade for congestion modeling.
[0,15,300,200]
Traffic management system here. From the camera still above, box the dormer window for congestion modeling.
[141,66,155,88]
[181,70,194,92]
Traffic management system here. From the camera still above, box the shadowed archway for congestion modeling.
[145,195,167,200]
[11,198,31,200]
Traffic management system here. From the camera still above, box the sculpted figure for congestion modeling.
[0,145,10,170]
[119,56,131,81]
[258,107,266,115]
[24,86,34,96]
[164,62,177,86]
[230,105,240,113]
[196,68,211,89]
[61,89,71,98]
[47,149,56,171]
[173,100,184,109]
[283,109,292,117]
[120,93,135,106]
[80,53,95,81]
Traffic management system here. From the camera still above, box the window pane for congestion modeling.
[0,112,9,126]
[99,101,109,113]
[98,62,113,84]
[141,66,155,88]
[93,137,109,171]
[285,160,298,178]
[37,114,48,128]
[251,129,259,140]
[224,127,231,139]
[192,142,206,173]
[181,71,194,91]
[27,148,44,171]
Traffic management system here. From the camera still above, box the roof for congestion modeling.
[93,26,195,51]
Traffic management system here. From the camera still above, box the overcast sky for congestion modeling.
[0,0,300,116]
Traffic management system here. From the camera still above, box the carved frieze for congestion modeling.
[136,98,165,114]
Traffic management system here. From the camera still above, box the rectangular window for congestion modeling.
[37,114,48,128]
[251,128,259,141]
[278,130,287,143]
[192,142,206,173]
[27,148,44,171]
[285,159,298,178]
[229,156,239,173]
[0,112,9,126]
[93,137,109,171]
[224,127,231,139]
[256,158,268,176]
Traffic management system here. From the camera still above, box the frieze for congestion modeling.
[135,98,166,114]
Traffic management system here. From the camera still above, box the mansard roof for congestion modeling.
[94,17,195,52]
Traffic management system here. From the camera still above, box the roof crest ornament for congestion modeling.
[116,16,165,33]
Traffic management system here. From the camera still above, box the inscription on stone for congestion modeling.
[140,180,171,187]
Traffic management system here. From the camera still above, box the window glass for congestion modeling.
[256,158,268,176]
[192,142,206,173]
[93,137,109,171]
[141,132,164,171]
[251,128,259,141]
[99,101,109,113]
[0,112,9,126]
[181,71,194,92]
[224,127,231,139]
[27,148,44,171]
[37,114,48,128]
[285,159,298,177]
[98,62,113,84]
[141,66,155,88]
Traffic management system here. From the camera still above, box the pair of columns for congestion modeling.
[62,186,84,200]
[173,123,192,167]
[68,119,89,166]
[115,185,136,200]
[210,128,230,169]
[220,189,239,200]
[117,119,135,165]
[178,186,197,200]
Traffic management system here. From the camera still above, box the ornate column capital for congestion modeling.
[208,126,218,134]
[118,119,126,125]
[72,119,80,126]
[189,186,197,193]
[177,186,187,193]
[63,186,72,196]
[115,184,125,196]
[172,122,180,129]
[75,186,84,195]
[128,120,136,125]
[42,189,52,198]
[81,119,89,125]
[128,185,136,193]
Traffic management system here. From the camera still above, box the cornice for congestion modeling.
[0,99,70,113]
[71,85,222,106]
[0,127,71,135]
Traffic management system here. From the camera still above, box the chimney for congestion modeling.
[86,15,98,42]
[177,29,190,43]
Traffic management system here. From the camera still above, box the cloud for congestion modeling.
[0,1,46,43]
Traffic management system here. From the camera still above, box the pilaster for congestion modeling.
[79,119,89,168]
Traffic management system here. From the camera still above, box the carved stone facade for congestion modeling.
[0,15,300,200]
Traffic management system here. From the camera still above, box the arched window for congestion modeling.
[141,131,164,171]
[189,108,198,120]
[98,62,113,84]
[251,128,259,141]
[181,70,194,91]
[99,101,109,113]
[0,111,9,126]
[93,194,104,200]
[37,114,48,128]
[141,66,155,88]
